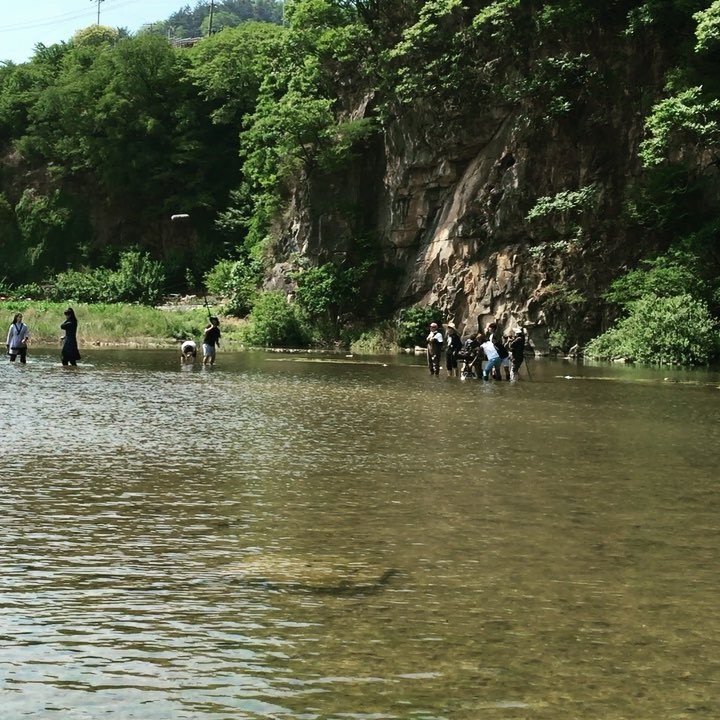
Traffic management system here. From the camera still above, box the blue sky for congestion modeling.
[1,0,189,64]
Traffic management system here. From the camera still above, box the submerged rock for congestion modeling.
[222,555,398,596]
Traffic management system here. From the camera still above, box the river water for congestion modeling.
[1,349,719,719]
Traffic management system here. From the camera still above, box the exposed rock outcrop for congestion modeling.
[269,29,668,353]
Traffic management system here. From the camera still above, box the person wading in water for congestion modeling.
[6,313,30,364]
[426,322,443,376]
[60,308,81,367]
[202,317,221,366]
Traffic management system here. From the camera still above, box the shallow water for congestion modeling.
[1,349,719,719]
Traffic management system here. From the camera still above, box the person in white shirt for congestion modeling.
[180,339,197,364]
[426,322,443,375]
[480,338,501,380]
[6,313,30,364]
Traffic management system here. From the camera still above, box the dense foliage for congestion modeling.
[1,1,720,360]
[585,294,718,364]
[0,4,284,291]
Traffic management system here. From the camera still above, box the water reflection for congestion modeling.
[1,350,719,718]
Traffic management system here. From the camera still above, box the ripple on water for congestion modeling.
[2,351,720,718]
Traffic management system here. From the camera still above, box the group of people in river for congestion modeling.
[8,308,522,377]
[5,310,221,367]
[426,320,527,381]
[5,307,81,366]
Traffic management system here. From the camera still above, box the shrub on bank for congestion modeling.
[240,292,308,347]
[586,293,719,364]
[349,324,399,354]
[204,257,262,316]
[49,251,166,306]
[1,251,166,306]
[396,305,440,347]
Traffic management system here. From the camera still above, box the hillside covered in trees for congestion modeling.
[1,0,719,362]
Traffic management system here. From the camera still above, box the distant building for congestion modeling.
[170,36,203,49]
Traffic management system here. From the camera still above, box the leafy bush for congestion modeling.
[49,250,165,305]
[526,184,600,244]
[204,257,262,317]
[349,325,398,354]
[291,260,372,340]
[396,305,440,347]
[694,2,720,53]
[586,293,718,365]
[51,268,115,303]
[526,184,599,221]
[0,282,47,300]
[640,87,720,167]
[603,250,709,307]
[204,260,236,296]
[112,250,166,305]
[241,291,307,347]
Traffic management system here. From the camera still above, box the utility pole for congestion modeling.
[208,0,215,35]
[91,0,105,25]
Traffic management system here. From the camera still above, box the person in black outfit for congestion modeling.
[497,333,511,380]
[203,316,221,365]
[459,334,480,378]
[61,308,81,367]
[509,327,526,380]
[444,321,463,377]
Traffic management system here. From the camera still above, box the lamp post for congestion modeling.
[208,0,215,35]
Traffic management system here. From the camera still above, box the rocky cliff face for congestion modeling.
[273,29,667,353]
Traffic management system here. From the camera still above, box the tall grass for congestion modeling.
[0,301,243,347]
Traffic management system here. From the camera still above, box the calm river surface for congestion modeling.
[1,349,719,719]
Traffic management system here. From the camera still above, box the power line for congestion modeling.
[0,9,96,33]
[0,0,158,34]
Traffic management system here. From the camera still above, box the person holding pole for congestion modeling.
[202,316,221,366]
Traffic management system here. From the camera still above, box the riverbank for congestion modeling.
[0,301,245,348]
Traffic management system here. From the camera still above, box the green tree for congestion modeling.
[231,0,372,251]
[586,294,718,365]
[242,291,307,346]
[204,256,263,316]
[185,22,283,125]
[396,305,439,347]
[0,193,23,282]
[603,249,711,307]
[14,189,73,277]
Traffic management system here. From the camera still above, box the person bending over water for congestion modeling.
[180,339,197,364]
